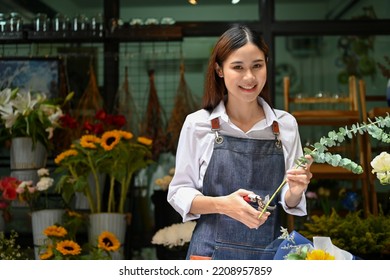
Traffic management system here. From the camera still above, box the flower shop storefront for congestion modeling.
[1,43,390,261]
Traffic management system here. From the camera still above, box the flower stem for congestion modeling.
[87,154,101,213]
[258,159,306,219]
[118,173,132,214]
[108,176,116,213]
[258,179,286,219]
[69,166,96,213]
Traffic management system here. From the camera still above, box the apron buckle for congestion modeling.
[214,130,224,144]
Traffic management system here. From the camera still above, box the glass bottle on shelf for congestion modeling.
[73,14,88,32]
[53,13,69,32]
[34,13,49,32]
[0,13,7,32]
[9,12,22,32]
[90,13,104,37]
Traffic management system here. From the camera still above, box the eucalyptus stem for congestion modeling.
[257,114,390,219]
[258,158,306,219]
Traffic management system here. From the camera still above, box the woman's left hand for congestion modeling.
[285,155,313,206]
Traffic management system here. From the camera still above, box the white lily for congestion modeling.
[11,90,40,117]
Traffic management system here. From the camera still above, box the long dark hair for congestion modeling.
[202,24,272,112]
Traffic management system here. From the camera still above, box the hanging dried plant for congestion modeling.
[140,69,166,159]
[166,63,199,153]
[75,63,104,137]
[115,66,141,136]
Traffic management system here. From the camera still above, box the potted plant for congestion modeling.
[38,211,121,260]
[0,176,20,229]
[299,208,390,258]
[14,168,65,259]
[54,127,153,259]
[0,88,73,151]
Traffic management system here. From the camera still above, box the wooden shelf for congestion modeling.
[368,107,389,118]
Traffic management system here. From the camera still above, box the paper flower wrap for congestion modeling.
[274,231,354,260]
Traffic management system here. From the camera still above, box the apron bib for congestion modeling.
[187,118,285,260]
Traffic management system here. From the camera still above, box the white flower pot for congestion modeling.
[31,209,65,260]
[10,137,47,170]
[74,173,106,210]
[88,212,127,260]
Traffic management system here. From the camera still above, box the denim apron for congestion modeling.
[186,118,285,260]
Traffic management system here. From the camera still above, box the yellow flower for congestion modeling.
[305,249,335,260]
[56,240,82,256]
[80,134,101,149]
[98,231,121,252]
[118,130,133,140]
[100,130,121,151]
[54,149,78,164]
[39,245,54,260]
[317,186,330,197]
[66,210,83,218]
[137,136,153,146]
[43,225,68,238]
[55,127,153,214]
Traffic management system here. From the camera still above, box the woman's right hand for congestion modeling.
[218,189,270,229]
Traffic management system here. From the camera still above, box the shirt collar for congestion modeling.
[208,97,278,126]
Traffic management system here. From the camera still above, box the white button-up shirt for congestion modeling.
[168,97,307,222]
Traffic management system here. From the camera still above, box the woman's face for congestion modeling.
[219,42,267,104]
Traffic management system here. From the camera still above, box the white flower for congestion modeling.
[370,152,390,185]
[36,177,54,191]
[151,221,196,248]
[0,88,12,114]
[37,168,50,177]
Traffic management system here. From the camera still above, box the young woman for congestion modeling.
[167,25,313,260]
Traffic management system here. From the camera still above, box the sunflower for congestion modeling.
[118,130,133,140]
[56,240,82,256]
[137,136,153,146]
[305,249,335,260]
[98,231,121,252]
[39,246,54,260]
[54,149,78,164]
[66,210,83,218]
[43,225,68,238]
[80,134,101,149]
[100,130,121,151]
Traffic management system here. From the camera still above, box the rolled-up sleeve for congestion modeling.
[167,114,209,222]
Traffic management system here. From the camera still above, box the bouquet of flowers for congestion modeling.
[55,129,153,213]
[59,109,126,142]
[0,176,20,222]
[274,228,353,260]
[38,211,121,260]
[0,88,73,151]
[16,168,55,212]
[151,221,196,249]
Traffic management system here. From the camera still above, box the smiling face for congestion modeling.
[217,42,267,105]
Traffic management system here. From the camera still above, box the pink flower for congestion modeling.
[306,191,318,200]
